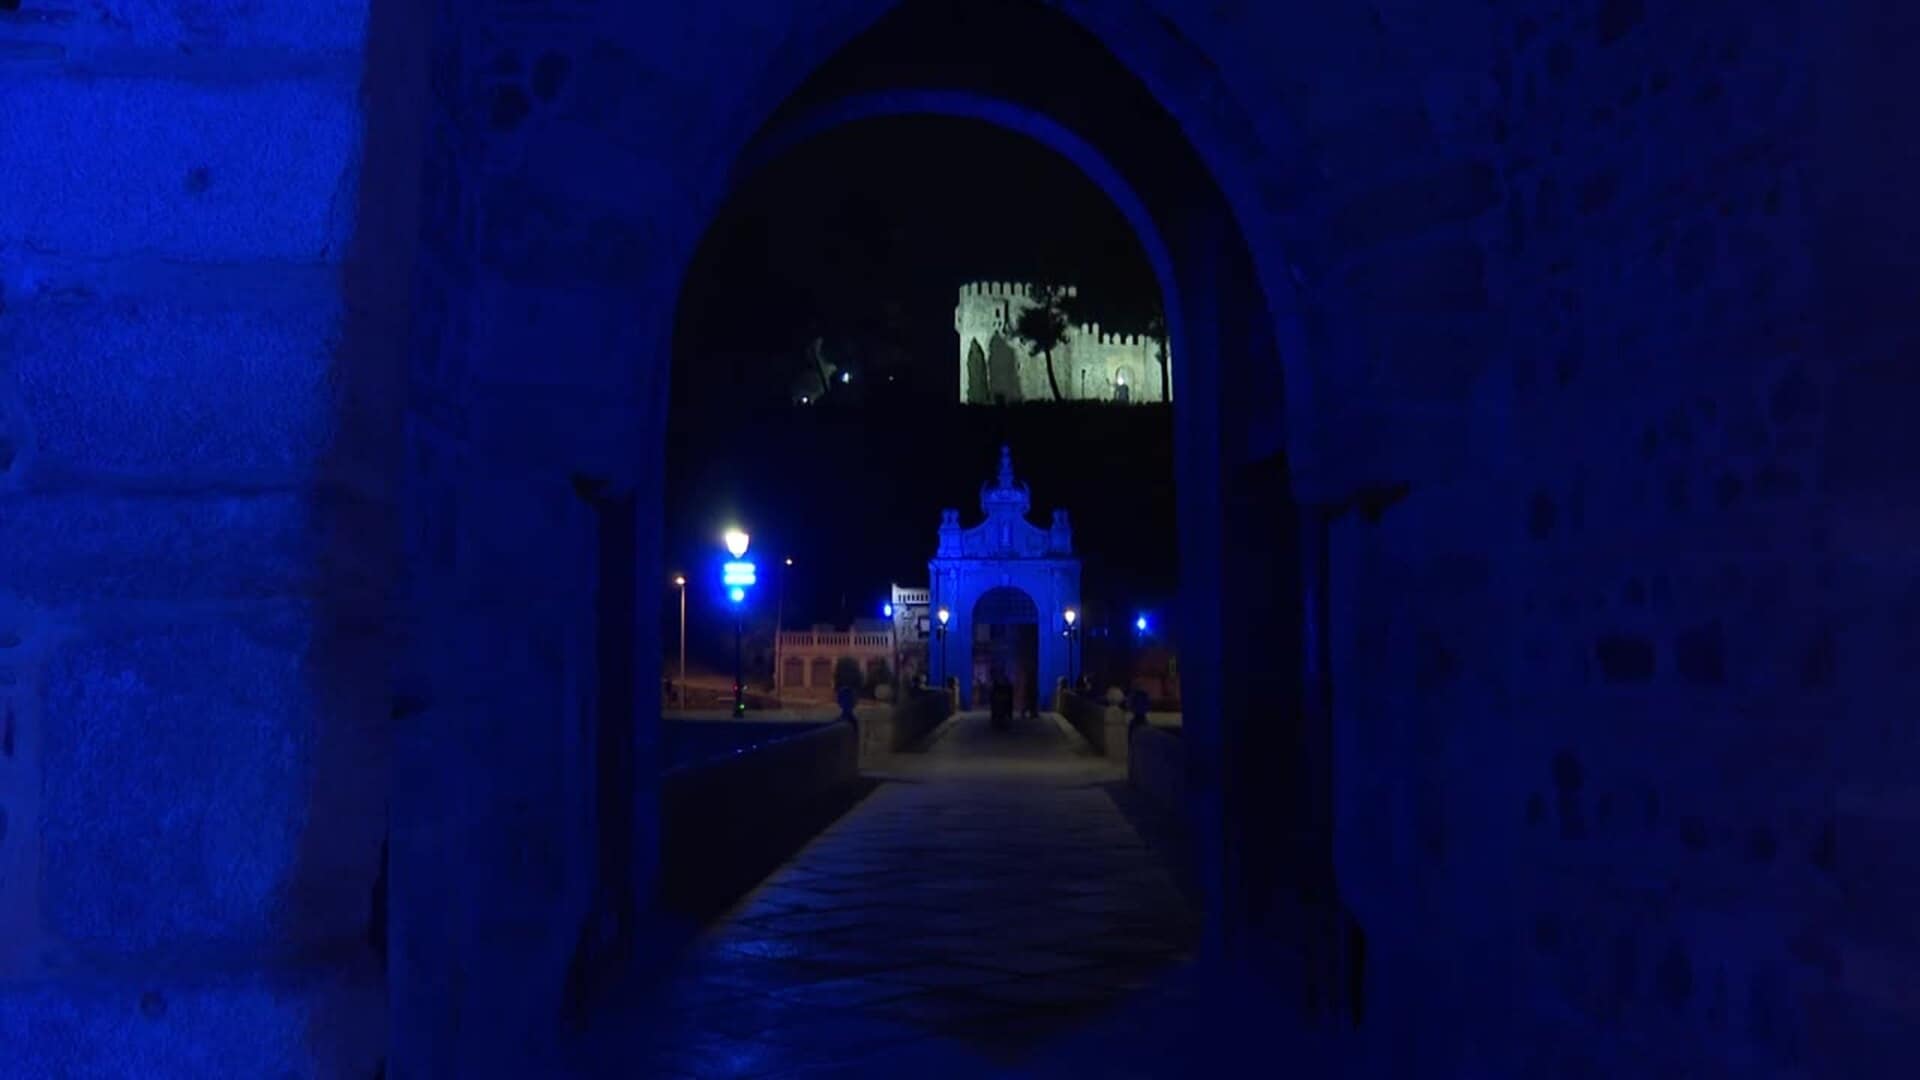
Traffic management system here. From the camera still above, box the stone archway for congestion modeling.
[970,585,1042,711]
[713,65,1313,995]
[0,0,1859,1074]
[391,0,1414,1071]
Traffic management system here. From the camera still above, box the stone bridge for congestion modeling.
[614,702,1211,1075]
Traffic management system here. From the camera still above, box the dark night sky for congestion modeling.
[674,116,1161,404]
[666,116,1174,667]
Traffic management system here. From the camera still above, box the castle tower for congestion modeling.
[955,281,1168,404]
[955,282,1043,404]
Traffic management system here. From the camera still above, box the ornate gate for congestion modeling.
[927,447,1081,709]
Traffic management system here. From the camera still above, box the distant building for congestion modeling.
[955,282,1169,405]
[890,584,932,683]
[775,625,895,699]
[773,592,936,699]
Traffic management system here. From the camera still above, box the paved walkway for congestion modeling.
[575,711,1207,1077]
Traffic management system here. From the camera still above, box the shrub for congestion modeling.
[833,656,864,692]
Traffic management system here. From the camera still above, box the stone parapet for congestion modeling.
[1129,725,1185,821]
[658,722,861,917]
[878,689,952,759]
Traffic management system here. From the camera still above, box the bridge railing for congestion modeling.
[659,721,862,917]
[777,631,894,652]
[1056,681,1133,765]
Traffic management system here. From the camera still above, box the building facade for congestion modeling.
[774,625,895,699]
[955,282,1169,405]
[927,446,1082,710]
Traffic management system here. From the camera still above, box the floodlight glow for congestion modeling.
[723,528,750,558]
[728,587,745,604]
[722,560,757,587]
[840,371,851,384]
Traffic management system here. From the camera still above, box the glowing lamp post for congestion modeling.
[935,606,951,689]
[721,528,755,717]
[773,557,794,697]
[1063,607,1080,689]
[673,575,688,708]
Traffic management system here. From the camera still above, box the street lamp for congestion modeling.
[935,606,951,689]
[773,556,794,698]
[673,575,687,708]
[721,529,755,717]
[1063,607,1080,688]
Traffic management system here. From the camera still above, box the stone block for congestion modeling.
[1358,313,1499,401]
[1329,161,1501,253]
[0,75,358,261]
[465,281,611,386]
[0,492,313,606]
[0,378,27,493]
[1,0,371,54]
[40,614,383,954]
[4,295,341,478]
[0,971,382,1080]
[475,174,656,286]
[1341,239,1490,313]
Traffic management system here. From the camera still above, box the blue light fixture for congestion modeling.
[883,602,894,617]
[721,527,752,716]
[1136,614,1149,634]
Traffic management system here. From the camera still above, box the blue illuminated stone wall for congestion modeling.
[0,1,416,1075]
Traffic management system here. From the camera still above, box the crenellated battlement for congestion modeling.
[1072,323,1150,348]
[959,281,1078,300]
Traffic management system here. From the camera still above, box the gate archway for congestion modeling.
[973,585,1038,625]
[971,585,1041,713]
[929,447,1079,710]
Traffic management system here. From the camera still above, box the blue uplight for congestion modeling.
[1135,614,1150,633]
[728,586,746,604]
[884,602,894,617]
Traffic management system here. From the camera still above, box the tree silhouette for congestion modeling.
[1009,283,1078,401]
[1145,303,1170,402]
[965,339,990,404]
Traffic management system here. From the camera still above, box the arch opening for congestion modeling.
[970,585,1042,716]
[658,0,1327,1005]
